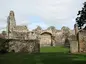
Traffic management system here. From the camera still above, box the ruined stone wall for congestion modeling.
[8,39,40,53]
[28,31,38,40]
[69,29,86,53]
[78,30,86,53]
[12,32,28,40]
[55,32,63,46]
[0,39,40,53]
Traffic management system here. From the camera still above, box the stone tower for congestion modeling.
[7,11,16,39]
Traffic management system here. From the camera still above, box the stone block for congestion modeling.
[70,41,78,53]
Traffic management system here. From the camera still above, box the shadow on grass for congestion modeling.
[0,52,86,64]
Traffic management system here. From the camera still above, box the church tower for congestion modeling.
[7,11,16,39]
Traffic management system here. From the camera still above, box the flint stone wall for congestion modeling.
[68,35,78,53]
[78,30,86,52]
[0,39,40,53]
[8,39,40,53]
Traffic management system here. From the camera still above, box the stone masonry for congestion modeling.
[0,10,76,53]
[8,39,40,53]
[69,23,86,53]
[6,10,71,48]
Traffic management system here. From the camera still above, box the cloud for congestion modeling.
[0,18,7,28]
[28,22,48,30]
[0,0,85,30]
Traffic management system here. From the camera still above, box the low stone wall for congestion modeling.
[0,39,40,53]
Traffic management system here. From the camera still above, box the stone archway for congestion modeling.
[64,38,70,48]
[40,32,52,47]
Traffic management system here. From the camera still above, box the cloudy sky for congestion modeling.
[0,0,85,31]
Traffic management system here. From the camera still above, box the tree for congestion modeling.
[35,26,42,31]
[61,26,70,38]
[34,26,42,35]
[76,2,86,29]
[47,26,56,32]
[2,31,6,36]
[47,26,55,30]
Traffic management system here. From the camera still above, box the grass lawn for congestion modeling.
[0,46,86,64]
[40,46,69,53]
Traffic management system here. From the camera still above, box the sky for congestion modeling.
[0,0,85,31]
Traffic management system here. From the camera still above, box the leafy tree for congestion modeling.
[35,26,42,31]
[47,26,56,32]
[61,26,70,38]
[37,26,42,30]
[76,2,86,29]
[2,31,6,36]
[47,26,55,30]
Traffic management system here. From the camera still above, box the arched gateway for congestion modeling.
[40,32,53,47]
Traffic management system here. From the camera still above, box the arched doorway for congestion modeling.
[40,32,52,47]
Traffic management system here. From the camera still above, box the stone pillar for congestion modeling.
[68,35,78,53]
[74,24,78,35]
[7,11,16,39]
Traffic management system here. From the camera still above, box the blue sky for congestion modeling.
[0,0,85,31]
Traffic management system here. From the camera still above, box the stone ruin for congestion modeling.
[8,39,40,53]
[6,10,69,48]
[1,11,40,53]
[78,30,86,52]
[0,10,79,53]
[0,38,40,53]
[69,24,86,53]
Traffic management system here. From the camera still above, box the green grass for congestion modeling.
[40,46,69,53]
[0,46,86,64]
